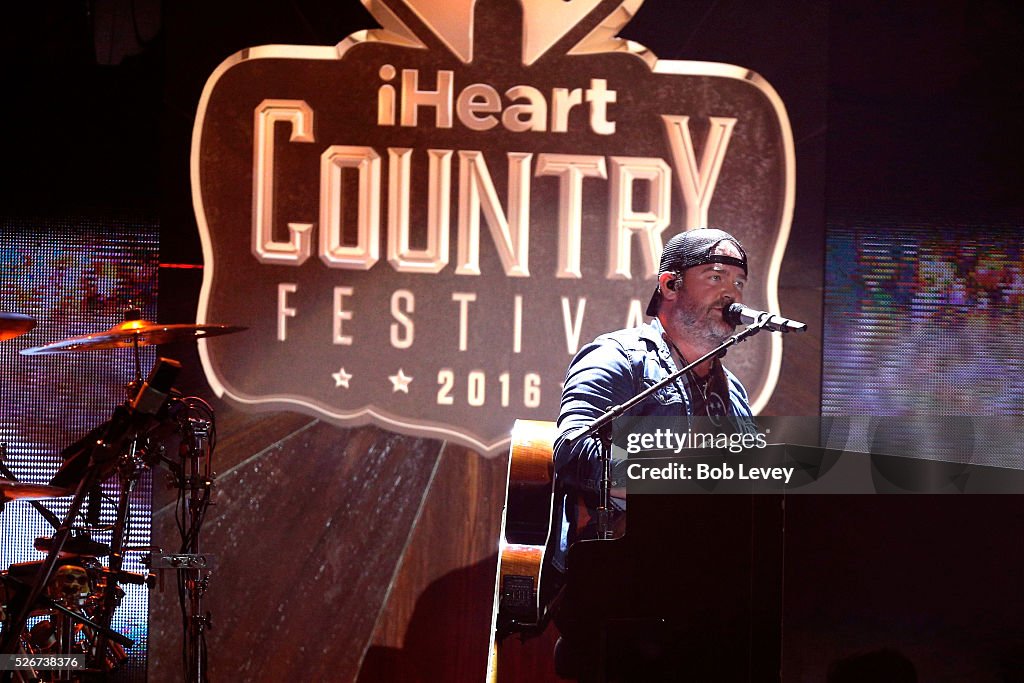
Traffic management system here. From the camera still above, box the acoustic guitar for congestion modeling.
[485,419,558,683]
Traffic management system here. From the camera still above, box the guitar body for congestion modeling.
[486,419,558,682]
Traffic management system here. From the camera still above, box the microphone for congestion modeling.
[724,303,807,333]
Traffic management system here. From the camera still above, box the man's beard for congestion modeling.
[672,290,735,347]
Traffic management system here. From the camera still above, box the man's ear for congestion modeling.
[658,272,679,299]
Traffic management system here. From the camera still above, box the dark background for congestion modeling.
[6,1,1022,238]
[3,1,1023,681]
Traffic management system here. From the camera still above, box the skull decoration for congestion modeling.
[48,564,92,605]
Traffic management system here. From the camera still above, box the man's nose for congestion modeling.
[722,282,741,301]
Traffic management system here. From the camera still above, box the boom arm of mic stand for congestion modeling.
[570,318,770,539]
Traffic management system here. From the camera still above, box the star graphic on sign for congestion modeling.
[331,367,353,388]
[389,368,413,393]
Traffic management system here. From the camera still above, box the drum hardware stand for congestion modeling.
[91,438,145,670]
[146,397,217,683]
[5,308,242,681]
[0,447,137,678]
[1,450,125,657]
[1,450,130,682]
[0,574,133,683]
[0,358,180,678]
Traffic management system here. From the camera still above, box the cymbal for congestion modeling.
[0,312,35,342]
[20,319,246,355]
[0,480,71,502]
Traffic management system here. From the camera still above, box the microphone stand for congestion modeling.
[574,316,773,540]
[181,410,214,683]
[146,397,217,683]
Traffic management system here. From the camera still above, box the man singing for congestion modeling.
[548,227,755,680]
[553,227,753,546]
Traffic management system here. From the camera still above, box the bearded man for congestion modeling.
[544,228,754,681]
[551,227,753,552]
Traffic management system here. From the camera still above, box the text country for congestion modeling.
[251,92,737,274]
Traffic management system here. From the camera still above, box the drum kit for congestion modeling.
[0,310,243,682]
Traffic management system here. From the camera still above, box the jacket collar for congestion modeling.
[642,317,675,367]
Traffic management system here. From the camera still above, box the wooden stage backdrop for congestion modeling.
[146,402,565,682]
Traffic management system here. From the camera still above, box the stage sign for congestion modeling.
[191,0,794,455]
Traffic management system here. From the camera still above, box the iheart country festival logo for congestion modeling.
[191,0,794,456]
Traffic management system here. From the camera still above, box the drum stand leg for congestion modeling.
[183,415,213,683]
[92,446,142,671]
[54,611,74,682]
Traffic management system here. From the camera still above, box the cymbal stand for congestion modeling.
[91,437,145,670]
[124,305,144,387]
[93,306,148,658]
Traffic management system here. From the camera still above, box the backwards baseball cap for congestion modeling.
[645,228,748,316]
